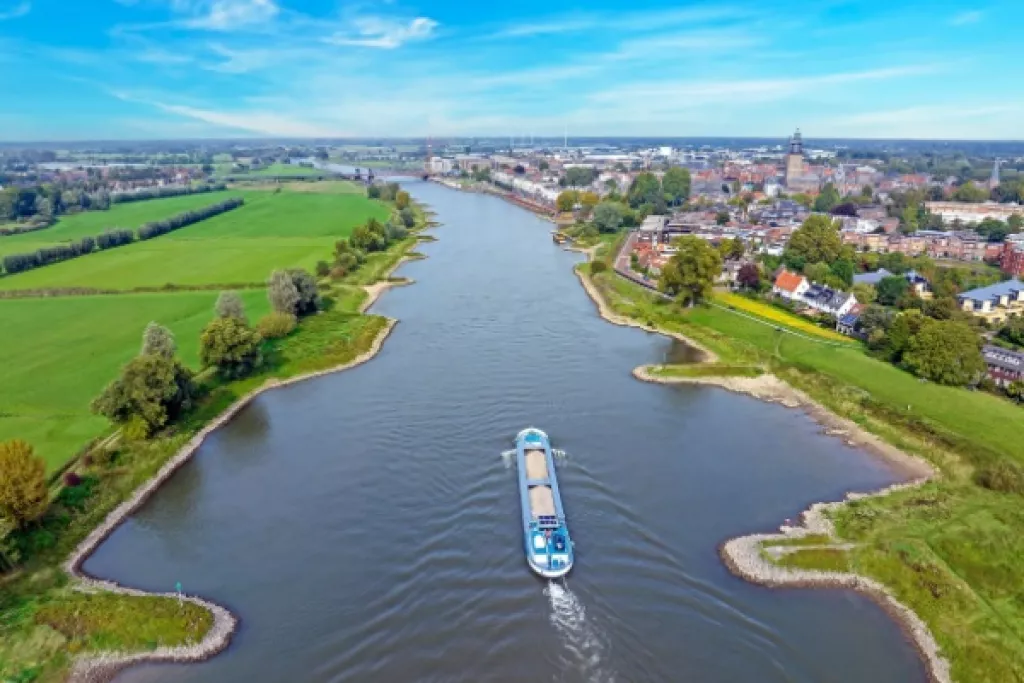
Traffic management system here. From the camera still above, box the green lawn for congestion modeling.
[0,290,271,470]
[0,190,389,292]
[593,271,1024,465]
[0,191,243,259]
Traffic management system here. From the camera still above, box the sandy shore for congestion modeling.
[64,318,399,683]
[574,268,719,363]
[575,261,950,682]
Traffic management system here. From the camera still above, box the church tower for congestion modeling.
[785,128,805,189]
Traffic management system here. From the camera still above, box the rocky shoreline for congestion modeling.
[64,318,399,682]
[575,267,951,682]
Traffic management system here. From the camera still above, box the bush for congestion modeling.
[63,471,82,488]
[137,197,243,241]
[975,460,1024,495]
[256,311,297,339]
[215,291,246,320]
[315,260,330,278]
[590,260,608,274]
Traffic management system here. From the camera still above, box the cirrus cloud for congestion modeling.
[326,16,438,49]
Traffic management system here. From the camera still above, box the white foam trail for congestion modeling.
[545,581,615,682]
[552,448,567,460]
[501,449,516,468]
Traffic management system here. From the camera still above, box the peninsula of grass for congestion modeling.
[0,190,243,259]
[0,188,390,293]
[774,547,851,572]
[0,186,427,683]
[580,257,1024,682]
[646,363,764,379]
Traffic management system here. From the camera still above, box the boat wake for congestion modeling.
[545,581,616,683]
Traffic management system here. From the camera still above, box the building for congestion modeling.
[1000,235,1024,277]
[802,283,858,317]
[773,269,809,300]
[982,345,1024,387]
[836,304,866,338]
[957,279,1024,323]
[924,201,1024,225]
[784,129,804,190]
[853,268,931,298]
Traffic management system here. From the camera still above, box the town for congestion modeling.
[415,133,1024,399]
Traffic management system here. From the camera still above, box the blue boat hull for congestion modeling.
[515,428,574,578]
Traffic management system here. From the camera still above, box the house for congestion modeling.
[852,268,894,285]
[853,268,931,298]
[773,270,809,300]
[802,283,858,317]
[957,279,1024,323]
[836,304,866,338]
[982,345,1024,387]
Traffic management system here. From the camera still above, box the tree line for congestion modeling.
[111,182,227,205]
[0,182,227,224]
[1,198,244,276]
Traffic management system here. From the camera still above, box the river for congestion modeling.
[85,180,926,683]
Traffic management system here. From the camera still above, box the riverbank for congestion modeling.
[428,177,557,222]
[573,246,1024,682]
[0,197,434,682]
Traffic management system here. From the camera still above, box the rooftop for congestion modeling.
[958,278,1024,302]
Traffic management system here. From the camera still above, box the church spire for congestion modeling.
[789,128,803,156]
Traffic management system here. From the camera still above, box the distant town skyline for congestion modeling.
[1,0,1022,141]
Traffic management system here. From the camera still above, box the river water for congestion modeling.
[86,181,926,683]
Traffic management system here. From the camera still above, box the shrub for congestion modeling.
[63,472,82,487]
[399,206,416,228]
[0,440,48,529]
[268,269,300,314]
[975,460,1024,495]
[315,260,331,278]
[590,260,608,274]
[200,317,263,379]
[256,311,297,339]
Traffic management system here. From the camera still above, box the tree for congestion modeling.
[804,261,832,285]
[141,322,176,359]
[200,317,263,379]
[903,319,984,386]
[883,311,925,362]
[851,282,876,304]
[998,317,1024,347]
[658,236,722,305]
[951,181,989,203]
[813,183,840,213]
[737,263,761,290]
[830,258,854,286]
[0,440,48,529]
[876,275,910,306]
[661,167,691,206]
[556,191,578,213]
[786,214,842,265]
[268,270,300,315]
[351,218,389,252]
[721,237,744,260]
[831,202,858,217]
[215,291,246,321]
[628,172,662,209]
[592,202,623,233]
[395,191,411,210]
[565,166,596,188]
[92,354,195,435]
[399,206,416,228]
[538,160,549,171]
[287,268,320,316]
[861,184,874,200]
[715,210,730,226]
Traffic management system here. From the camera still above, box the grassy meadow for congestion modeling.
[0,190,242,259]
[0,188,389,292]
[0,290,271,470]
[713,291,854,343]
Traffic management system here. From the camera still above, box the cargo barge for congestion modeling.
[514,428,574,578]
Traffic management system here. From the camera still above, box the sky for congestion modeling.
[0,0,1021,141]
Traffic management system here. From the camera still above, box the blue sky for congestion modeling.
[0,0,1021,140]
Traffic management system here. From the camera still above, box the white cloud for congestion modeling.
[184,0,279,30]
[154,102,340,136]
[204,43,272,72]
[0,1,30,20]
[949,10,983,26]
[326,16,438,49]
[488,6,748,39]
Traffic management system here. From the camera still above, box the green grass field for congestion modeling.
[217,162,325,178]
[0,290,271,470]
[0,191,242,259]
[0,189,389,292]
